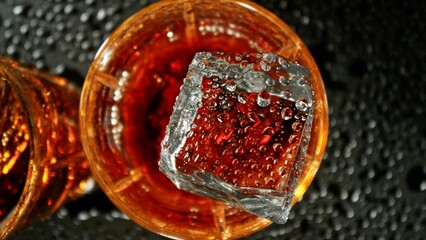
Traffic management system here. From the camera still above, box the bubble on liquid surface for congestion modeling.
[160,52,314,224]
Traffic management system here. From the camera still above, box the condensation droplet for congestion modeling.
[260,61,271,71]
[186,130,194,138]
[247,112,259,123]
[282,89,292,99]
[278,167,287,176]
[237,92,248,104]
[281,107,293,120]
[273,143,283,152]
[265,177,275,185]
[254,180,261,187]
[278,57,290,69]
[297,78,307,86]
[263,53,277,63]
[279,76,288,85]
[257,90,271,107]
[225,80,237,92]
[288,134,299,144]
[258,145,267,152]
[232,159,239,165]
[292,122,303,132]
[219,72,229,80]
[296,98,308,111]
[266,78,275,86]
[251,164,259,170]
[262,126,275,136]
[296,112,307,121]
[217,113,225,123]
[239,60,249,68]
[235,146,244,155]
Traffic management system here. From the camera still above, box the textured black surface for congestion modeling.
[1,0,425,239]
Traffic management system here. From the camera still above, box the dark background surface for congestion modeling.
[1,0,425,239]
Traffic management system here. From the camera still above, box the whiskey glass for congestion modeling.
[80,0,328,239]
[0,56,92,239]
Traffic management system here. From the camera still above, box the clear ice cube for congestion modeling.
[160,52,314,224]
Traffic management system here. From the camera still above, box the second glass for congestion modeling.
[0,56,91,239]
[80,0,328,239]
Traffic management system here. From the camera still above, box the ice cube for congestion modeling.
[159,52,314,224]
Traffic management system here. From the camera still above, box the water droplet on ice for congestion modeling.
[238,92,248,104]
[266,78,275,86]
[279,76,288,86]
[260,61,271,71]
[292,122,303,132]
[297,78,307,86]
[225,80,237,92]
[263,53,277,63]
[257,90,271,107]
[295,98,308,111]
[281,107,293,120]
